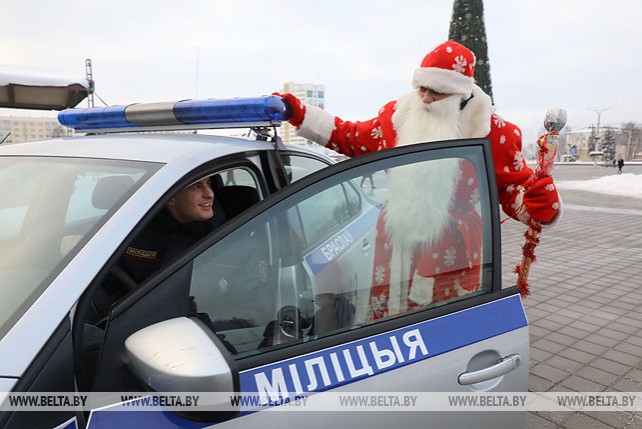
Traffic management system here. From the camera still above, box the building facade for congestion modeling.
[278,82,325,146]
[565,126,641,162]
[0,116,73,144]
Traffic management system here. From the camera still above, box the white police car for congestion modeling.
[0,96,528,428]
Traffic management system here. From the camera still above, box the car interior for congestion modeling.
[77,168,263,392]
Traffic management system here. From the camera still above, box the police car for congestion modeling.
[0,96,528,428]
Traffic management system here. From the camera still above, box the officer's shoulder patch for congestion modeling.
[126,247,158,260]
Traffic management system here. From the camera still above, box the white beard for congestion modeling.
[384,92,463,247]
[383,92,464,314]
[394,92,463,147]
[383,90,488,313]
[385,158,461,248]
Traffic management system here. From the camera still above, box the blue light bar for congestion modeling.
[58,105,130,129]
[58,95,292,132]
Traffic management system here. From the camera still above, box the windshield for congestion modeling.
[0,156,160,339]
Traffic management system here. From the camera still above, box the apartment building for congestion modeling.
[278,82,325,146]
[0,116,73,144]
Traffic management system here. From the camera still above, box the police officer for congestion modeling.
[89,177,224,324]
[120,177,224,283]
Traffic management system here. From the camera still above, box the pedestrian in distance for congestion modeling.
[225,170,236,185]
[360,173,375,188]
[617,158,624,174]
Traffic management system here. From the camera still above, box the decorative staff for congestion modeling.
[515,108,567,296]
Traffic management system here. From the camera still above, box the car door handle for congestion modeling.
[362,239,371,254]
[458,354,522,385]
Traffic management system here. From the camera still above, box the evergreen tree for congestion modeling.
[600,128,616,164]
[448,0,493,102]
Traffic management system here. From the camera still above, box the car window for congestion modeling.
[0,156,158,341]
[66,172,146,223]
[188,145,493,359]
[281,154,330,182]
[296,183,361,248]
[209,166,263,223]
[217,167,257,188]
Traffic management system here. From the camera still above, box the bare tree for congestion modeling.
[50,125,70,138]
[621,122,641,161]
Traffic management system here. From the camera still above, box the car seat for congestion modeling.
[215,185,260,218]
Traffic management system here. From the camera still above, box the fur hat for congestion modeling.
[412,41,476,97]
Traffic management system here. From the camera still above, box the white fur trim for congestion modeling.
[296,104,335,146]
[408,273,435,306]
[514,188,563,228]
[458,84,493,138]
[513,191,530,224]
[413,67,474,97]
[387,240,412,315]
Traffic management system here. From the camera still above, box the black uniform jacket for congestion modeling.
[121,206,224,283]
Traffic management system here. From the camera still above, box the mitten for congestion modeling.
[272,92,306,127]
[519,177,560,223]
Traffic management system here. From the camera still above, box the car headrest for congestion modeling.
[92,175,135,209]
[216,185,260,218]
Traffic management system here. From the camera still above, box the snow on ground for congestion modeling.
[556,174,642,199]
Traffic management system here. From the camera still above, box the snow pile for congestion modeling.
[556,174,642,199]
[0,65,88,88]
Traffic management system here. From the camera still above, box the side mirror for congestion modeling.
[125,316,239,421]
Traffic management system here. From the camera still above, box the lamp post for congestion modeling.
[85,59,95,108]
[589,106,612,150]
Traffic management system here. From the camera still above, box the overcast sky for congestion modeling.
[1,0,641,145]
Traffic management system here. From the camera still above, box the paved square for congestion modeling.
[501,164,642,428]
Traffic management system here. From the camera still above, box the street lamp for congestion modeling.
[589,106,612,148]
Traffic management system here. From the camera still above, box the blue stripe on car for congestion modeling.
[88,294,526,427]
[304,207,380,275]
[241,294,526,403]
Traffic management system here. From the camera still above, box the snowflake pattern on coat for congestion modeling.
[374,265,386,285]
[513,151,525,171]
[371,126,383,139]
[443,247,457,267]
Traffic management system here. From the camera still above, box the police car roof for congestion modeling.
[0,133,275,164]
